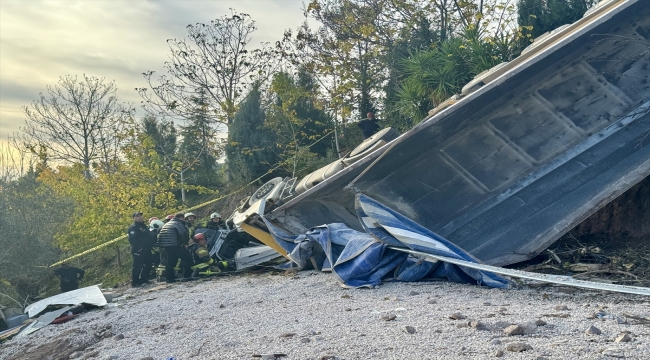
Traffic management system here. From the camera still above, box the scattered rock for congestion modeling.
[555,305,569,311]
[408,291,420,296]
[503,325,524,336]
[341,294,350,299]
[138,358,154,360]
[300,337,311,343]
[427,299,437,304]
[113,334,124,340]
[69,351,83,359]
[615,333,632,343]
[103,311,112,317]
[602,348,625,358]
[280,332,296,338]
[586,325,602,335]
[543,313,570,318]
[493,321,511,329]
[345,308,352,312]
[520,322,538,334]
[535,319,547,326]
[498,307,507,313]
[456,322,470,328]
[381,314,397,321]
[483,302,491,306]
[490,339,501,345]
[404,326,416,334]
[319,356,336,360]
[83,352,99,359]
[136,340,142,345]
[219,303,225,308]
[470,320,488,330]
[494,349,504,357]
[449,312,466,320]
[506,342,532,352]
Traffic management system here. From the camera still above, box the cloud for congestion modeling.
[0,0,305,142]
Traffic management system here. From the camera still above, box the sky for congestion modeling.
[0,0,306,148]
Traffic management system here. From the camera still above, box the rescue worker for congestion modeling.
[149,219,165,278]
[189,233,217,277]
[128,211,153,287]
[206,212,228,231]
[163,214,174,223]
[357,112,380,139]
[54,263,85,293]
[184,212,198,238]
[157,212,193,283]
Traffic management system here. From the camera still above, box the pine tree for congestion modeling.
[226,85,278,184]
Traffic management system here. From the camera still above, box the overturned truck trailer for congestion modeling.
[235,0,650,267]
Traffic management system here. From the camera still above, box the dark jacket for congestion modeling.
[128,222,152,253]
[357,119,379,139]
[150,228,160,248]
[157,218,190,247]
[206,219,228,231]
[54,267,85,285]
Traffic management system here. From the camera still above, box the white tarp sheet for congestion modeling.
[24,285,106,318]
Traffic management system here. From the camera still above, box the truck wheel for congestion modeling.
[249,177,284,206]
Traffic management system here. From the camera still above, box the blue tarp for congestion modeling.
[261,193,509,289]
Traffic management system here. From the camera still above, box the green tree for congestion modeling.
[518,0,595,39]
[0,169,72,304]
[178,90,222,187]
[226,85,278,184]
[265,71,335,177]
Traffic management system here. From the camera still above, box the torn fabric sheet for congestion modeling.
[355,193,510,288]
[261,196,509,288]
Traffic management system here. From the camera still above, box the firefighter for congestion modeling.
[157,212,193,283]
[184,212,198,238]
[190,233,231,277]
[189,233,215,277]
[206,212,228,231]
[54,263,85,293]
[128,211,153,287]
[149,219,165,279]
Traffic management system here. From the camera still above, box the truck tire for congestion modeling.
[249,177,284,206]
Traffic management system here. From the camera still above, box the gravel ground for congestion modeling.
[3,271,650,360]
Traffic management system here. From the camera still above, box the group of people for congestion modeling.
[128,211,228,287]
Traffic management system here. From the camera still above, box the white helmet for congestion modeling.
[150,220,164,230]
[185,212,196,219]
[210,212,221,219]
